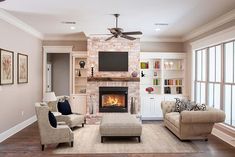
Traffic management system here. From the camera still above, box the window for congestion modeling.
[194,40,235,127]
[224,41,235,126]
[195,49,207,104]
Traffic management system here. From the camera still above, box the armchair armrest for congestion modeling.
[161,101,175,118]
[181,109,225,124]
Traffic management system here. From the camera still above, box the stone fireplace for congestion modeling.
[99,87,128,112]
[87,37,140,114]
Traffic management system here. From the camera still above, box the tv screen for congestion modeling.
[99,51,128,71]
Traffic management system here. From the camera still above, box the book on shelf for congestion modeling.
[140,62,149,69]
[153,79,160,85]
[164,79,182,85]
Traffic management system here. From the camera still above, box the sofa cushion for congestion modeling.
[48,111,57,128]
[57,100,72,115]
[165,112,180,129]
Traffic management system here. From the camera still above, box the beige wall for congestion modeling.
[42,40,87,51]
[140,41,185,52]
[0,19,42,133]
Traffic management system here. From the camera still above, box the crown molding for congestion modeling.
[0,9,43,39]
[140,36,183,42]
[43,34,87,41]
[183,9,235,41]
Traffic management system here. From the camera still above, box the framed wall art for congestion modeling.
[0,49,14,85]
[17,53,28,83]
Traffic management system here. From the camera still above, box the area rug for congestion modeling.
[53,123,199,154]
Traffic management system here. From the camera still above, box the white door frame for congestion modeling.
[42,46,73,95]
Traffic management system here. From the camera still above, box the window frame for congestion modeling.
[194,40,235,127]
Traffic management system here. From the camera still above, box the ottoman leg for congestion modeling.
[137,136,141,143]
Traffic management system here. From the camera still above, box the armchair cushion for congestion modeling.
[48,111,57,128]
[57,100,72,115]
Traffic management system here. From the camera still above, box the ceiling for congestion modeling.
[0,0,235,41]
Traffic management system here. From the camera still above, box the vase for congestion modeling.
[79,61,86,68]
[131,71,138,77]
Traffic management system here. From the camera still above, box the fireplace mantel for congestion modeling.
[88,77,140,82]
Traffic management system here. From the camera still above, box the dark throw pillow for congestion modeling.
[48,111,57,128]
[57,100,72,115]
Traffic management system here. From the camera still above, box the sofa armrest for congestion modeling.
[181,109,225,124]
[161,101,175,118]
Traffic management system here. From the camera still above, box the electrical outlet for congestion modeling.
[21,111,24,116]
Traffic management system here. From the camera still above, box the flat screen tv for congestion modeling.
[99,51,128,71]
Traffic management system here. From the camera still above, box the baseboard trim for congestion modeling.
[212,124,235,147]
[0,115,37,143]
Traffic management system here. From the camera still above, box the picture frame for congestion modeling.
[0,49,14,85]
[17,53,28,83]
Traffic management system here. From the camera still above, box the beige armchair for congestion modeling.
[35,103,74,151]
[48,95,85,128]
[161,101,225,140]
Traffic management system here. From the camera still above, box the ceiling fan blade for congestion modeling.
[90,33,112,36]
[105,36,115,41]
[120,35,136,40]
[122,31,143,35]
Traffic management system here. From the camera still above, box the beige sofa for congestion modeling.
[161,101,225,140]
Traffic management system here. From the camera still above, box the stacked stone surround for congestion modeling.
[87,37,140,114]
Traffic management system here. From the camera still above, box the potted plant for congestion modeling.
[146,87,154,94]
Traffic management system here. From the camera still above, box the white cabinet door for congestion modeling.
[70,95,87,114]
[141,95,163,120]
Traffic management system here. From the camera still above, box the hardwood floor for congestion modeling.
[0,121,235,157]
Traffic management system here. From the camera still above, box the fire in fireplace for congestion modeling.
[99,87,128,112]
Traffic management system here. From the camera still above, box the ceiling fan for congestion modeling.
[93,14,143,41]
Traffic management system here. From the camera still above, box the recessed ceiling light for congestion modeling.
[155,28,161,31]
[62,21,76,24]
[70,26,76,30]
[155,23,168,32]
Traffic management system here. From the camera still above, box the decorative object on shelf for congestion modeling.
[145,87,154,94]
[79,60,86,68]
[0,49,14,85]
[80,89,86,93]
[130,97,136,114]
[131,71,138,77]
[153,79,160,85]
[140,62,149,69]
[155,61,160,69]
[154,71,158,76]
[141,71,145,77]
[91,64,94,77]
[164,87,171,94]
[78,70,81,77]
[17,53,28,83]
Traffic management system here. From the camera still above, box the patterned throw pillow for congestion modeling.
[194,103,207,111]
[182,100,196,111]
[175,98,197,112]
[174,98,181,112]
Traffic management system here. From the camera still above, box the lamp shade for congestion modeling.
[43,92,57,102]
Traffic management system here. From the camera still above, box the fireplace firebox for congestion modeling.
[99,87,128,112]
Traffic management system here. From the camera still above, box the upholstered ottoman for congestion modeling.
[100,113,142,143]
